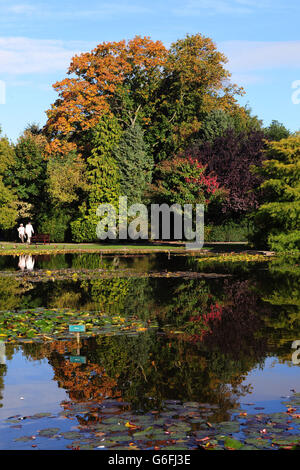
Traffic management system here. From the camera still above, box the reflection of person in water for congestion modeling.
[18,255,35,271]
[18,255,26,271]
[25,255,35,271]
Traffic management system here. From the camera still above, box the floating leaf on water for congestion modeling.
[31,412,53,419]
[14,436,34,442]
[107,434,133,442]
[215,422,240,434]
[39,428,60,438]
[272,436,300,446]
[133,427,154,438]
[61,431,83,440]
[224,437,243,450]
[183,402,200,408]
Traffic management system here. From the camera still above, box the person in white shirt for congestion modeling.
[17,224,26,243]
[25,222,34,244]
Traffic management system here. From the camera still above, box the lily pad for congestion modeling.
[14,436,34,442]
[39,428,60,437]
[224,437,243,450]
[61,431,83,440]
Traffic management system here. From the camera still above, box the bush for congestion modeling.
[251,136,300,251]
[38,211,71,242]
[205,221,252,242]
[71,218,98,243]
[268,230,300,252]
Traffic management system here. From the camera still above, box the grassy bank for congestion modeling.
[0,241,249,256]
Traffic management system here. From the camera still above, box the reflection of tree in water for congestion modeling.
[51,360,121,403]
[2,256,300,419]
[149,278,270,410]
[0,364,7,409]
[202,279,268,361]
[21,340,121,403]
[0,342,13,410]
[77,277,154,319]
[19,332,253,422]
[255,256,300,361]
[0,277,34,311]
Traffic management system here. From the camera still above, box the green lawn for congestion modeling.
[0,241,188,255]
[0,241,249,256]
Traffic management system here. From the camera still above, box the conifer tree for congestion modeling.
[113,124,153,206]
[251,135,300,251]
[71,115,121,242]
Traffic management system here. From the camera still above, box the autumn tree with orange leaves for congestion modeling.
[45,36,167,157]
[45,34,244,161]
[42,34,248,241]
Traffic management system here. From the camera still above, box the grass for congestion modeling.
[0,241,192,255]
[0,240,251,256]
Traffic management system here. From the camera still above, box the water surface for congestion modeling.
[0,253,299,450]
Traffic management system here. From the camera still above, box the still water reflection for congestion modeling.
[0,253,299,449]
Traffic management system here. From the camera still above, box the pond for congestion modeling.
[0,252,299,450]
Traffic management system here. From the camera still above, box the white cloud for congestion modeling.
[64,3,151,18]
[0,37,95,75]
[172,0,276,16]
[220,40,300,71]
[229,73,265,86]
[0,1,151,19]
[173,0,249,15]
[1,36,300,81]
[7,4,36,14]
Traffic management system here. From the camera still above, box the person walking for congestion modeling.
[25,221,34,244]
[17,223,26,243]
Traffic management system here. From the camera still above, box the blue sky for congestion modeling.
[0,0,299,141]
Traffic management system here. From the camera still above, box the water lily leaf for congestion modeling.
[39,428,60,437]
[240,445,260,450]
[167,423,191,432]
[244,438,271,448]
[108,434,132,442]
[224,437,243,450]
[31,412,52,419]
[101,417,121,425]
[14,436,33,442]
[216,422,240,433]
[273,437,300,446]
[133,426,154,437]
[61,431,83,440]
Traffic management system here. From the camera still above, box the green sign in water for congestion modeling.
[69,325,86,333]
[70,356,86,364]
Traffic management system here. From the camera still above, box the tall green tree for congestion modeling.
[0,130,18,231]
[113,124,153,206]
[5,127,47,220]
[251,135,300,251]
[71,116,122,242]
[188,108,262,145]
[148,33,245,161]
[38,151,89,242]
[0,179,18,230]
[264,120,290,142]
[45,34,244,164]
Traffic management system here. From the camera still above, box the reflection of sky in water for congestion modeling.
[1,351,300,418]
[239,357,300,413]
[0,252,298,429]
[0,350,67,418]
